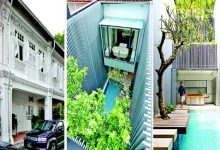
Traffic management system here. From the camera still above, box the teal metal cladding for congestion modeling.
[129,3,152,150]
[67,2,152,150]
[67,2,107,93]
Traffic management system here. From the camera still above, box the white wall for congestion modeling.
[214,0,220,106]
[153,0,174,114]
[103,3,149,20]
[12,90,44,132]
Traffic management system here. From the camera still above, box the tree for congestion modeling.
[67,57,131,149]
[156,0,215,119]
[67,56,87,99]
[54,32,64,48]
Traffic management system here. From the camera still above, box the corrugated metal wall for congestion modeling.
[67,2,107,93]
[129,3,153,150]
[173,44,217,69]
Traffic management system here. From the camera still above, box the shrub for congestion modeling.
[165,105,175,114]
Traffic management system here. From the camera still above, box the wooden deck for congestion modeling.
[153,129,177,142]
[153,138,173,150]
[175,105,189,112]
[154,112,190,134]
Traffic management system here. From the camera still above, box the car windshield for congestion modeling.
[34,121,44,130]
[41,121,56,131]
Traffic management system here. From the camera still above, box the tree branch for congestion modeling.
[157,31,166,64]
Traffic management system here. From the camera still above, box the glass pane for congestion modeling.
[130,29,139,63]
[101,26,109,57]
[108,27,131,61]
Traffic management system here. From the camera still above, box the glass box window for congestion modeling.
[101,26,139,63]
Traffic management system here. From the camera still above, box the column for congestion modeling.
[46,46,52,85]
[44,93,52,120]
[171,69,177,105]
[216,43,220,106]
[0,78,13,144]
[0,24,3,65]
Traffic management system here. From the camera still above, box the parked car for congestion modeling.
[24,120,64,150]
[0,141,18,150]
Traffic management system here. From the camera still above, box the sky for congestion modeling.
[22,0,66,36]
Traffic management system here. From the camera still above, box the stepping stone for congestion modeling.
[154,113,190,134]
[153,138,173,150]
[153,129,177,142]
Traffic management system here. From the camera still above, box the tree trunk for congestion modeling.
[156,70,170,119]
[156,32,183,119]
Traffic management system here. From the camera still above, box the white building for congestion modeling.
[0,0,64,144]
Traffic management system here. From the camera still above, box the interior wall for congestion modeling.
[67,2,107,93]
[176,72,217,104]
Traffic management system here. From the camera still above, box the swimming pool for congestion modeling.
[104,81,121,112]
[177,110,220,150]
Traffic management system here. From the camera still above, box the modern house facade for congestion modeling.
[67,0,153,149]
[153,0,220,114]
[0,0,64,144]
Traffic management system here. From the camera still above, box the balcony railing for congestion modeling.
[173,44,217,69]
[14,58,26,73]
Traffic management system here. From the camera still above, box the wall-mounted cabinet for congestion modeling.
[184,81,207,87]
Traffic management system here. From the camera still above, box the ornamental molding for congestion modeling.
[0,69,15,79]
[0,0,7,21]
[53,90,64,97]
[10,12,50,50]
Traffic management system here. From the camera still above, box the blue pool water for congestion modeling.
[177,110,220,150]
[104,82,121,112]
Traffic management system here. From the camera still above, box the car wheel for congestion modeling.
[49,142,57,150]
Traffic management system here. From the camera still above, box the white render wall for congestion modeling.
[0,1,64,143]
[12,90,44,133]
[153,0,174,114]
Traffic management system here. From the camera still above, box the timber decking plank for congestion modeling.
[153,138,173,150]
[154,113,190,134]
[153,129,177,142]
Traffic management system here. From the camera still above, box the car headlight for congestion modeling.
[38,137,47,142]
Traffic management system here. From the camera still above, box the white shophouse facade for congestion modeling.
[0,0,64,143]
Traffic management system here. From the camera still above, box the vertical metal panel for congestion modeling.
[173,44,217,69]
[129,3,152,149]
[67,2,107,93]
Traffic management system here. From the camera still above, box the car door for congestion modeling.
[56,121,64,145]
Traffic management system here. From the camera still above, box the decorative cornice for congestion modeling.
[53,90,64,97]
[0,69,64,98]
[10,12,49,50]
[0,69,15,79]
